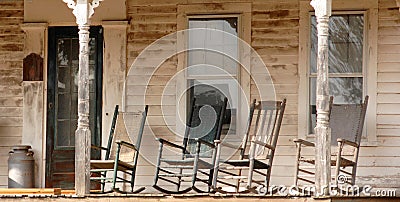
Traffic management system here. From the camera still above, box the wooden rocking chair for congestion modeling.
[294,96,368,188]
[212,99,286,193]
[153,97,228,194]
[90,105,148,193]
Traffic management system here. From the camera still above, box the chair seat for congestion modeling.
[223,159,270,170]
[299,157,355,167]
[90,160,134,171]
[161,158,213,169]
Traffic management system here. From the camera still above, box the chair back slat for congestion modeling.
[250,101,262,144]
[262,107,275,145]
[330,96,368,145]
[240,99,257,158]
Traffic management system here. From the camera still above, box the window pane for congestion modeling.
[188,79,237,134]
[309,13,364,134]
[330,77,363,104]
[187,17,239,143]
[310,14,364,74]
[309,77,363,105]
[188,18,238,76]
[310,16,317,73]
[309,77,363,133]
[57,93,71,119]
[57,120,70,147]
[188,79,236,155]
[55,35,99,149]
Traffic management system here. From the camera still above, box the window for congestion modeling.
[309,13,365,133]
[298,1,378,145]
[187,17,239,140]
[177,3,252,146]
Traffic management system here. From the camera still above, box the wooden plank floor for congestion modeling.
[0,188,61,195]
[0,195,399,202]
[0,189,398,202]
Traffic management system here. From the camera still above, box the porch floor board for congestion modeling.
[0,188,398,201]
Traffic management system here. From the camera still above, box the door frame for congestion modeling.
[45,26,103,188]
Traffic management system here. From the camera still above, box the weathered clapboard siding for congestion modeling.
[125,0,302,191]
[250,0,299,186]
[377,0,400,131]
[124,0,400,192]
[0,0,24,188]
[355,0,400,188]
[0,0,395,192]
[126,1,179,192]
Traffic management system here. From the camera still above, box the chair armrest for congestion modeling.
[116,140,138,151]
[156,138,188,153]
[293,138,315,147]
[214,140,238,149]
[252,140,275,150]
[195,138,214,148]
[91,144,107,151]
[337,138,358,147]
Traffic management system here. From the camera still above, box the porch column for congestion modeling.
[63,0,103,196]
[310,0,332,197]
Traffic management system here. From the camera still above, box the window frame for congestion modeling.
[308,11,366,134]
[298,1,378,146]
[176,3,251,142]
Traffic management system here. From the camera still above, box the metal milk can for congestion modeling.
[8,145,34,188]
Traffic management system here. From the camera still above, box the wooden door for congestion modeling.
[46,26,103,189]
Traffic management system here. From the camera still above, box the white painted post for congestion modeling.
[310,0,332,197]
[63,0,102,196]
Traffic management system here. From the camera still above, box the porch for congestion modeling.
[0,191,398,202]
[0,186,397,200]
[1,0,400,199]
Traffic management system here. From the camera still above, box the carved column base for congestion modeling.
[315,126,331,197]
[74,128,91,195]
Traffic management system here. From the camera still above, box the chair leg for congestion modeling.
[212,143,222,190]
[191,142,201,188]
[247,158,255,189]
[207,168,213,192]
[153,142,163,186]
[177,156,184,192]
[265,166,272,191]
[335,142,344,186]
[247,142,256,189]
[130,167,137,192]
[101,171,106,192]
[235,169,242,192]
[294,143,302,187]
[208,141,219,192]
[112,143,122,190]
[351,147,359,185]
[351,165,357,185]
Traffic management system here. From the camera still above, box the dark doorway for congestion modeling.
[46,26,103,189]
